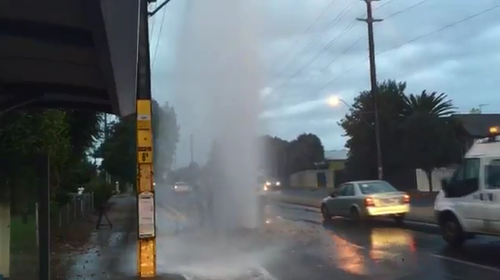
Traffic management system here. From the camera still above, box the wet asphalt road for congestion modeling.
[152,193,500,280]
[64,193,500,280]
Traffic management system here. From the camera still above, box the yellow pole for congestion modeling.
[136,100,156,277]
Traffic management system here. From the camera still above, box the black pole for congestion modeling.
[137,0,153,100]
[357,0,383,179]
[38,155,50,280]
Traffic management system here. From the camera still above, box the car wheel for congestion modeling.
[441,214,465,248]
[321,204,332,221]
[350,207,360,223]
[393,214,405,223]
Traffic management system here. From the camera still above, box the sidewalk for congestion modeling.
[61,194,137,280]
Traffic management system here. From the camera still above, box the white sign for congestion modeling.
[138,191,155,238]
[137,114,151,121]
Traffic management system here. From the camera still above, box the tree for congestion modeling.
[401,91,460,191]
[402,91,455,117]
[98,100,180,185]
[340,80,408,179]
[259,135,289,178]
[470,108,481,114]
[98,115,136,185]
[286,133,325,175]
[152,101,180,173]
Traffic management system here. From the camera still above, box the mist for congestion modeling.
[171,0,264,229]
[157,0,277,278]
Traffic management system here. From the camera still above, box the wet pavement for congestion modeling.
[153,195,500,280]
[64,192,500,280]
[64,194,137,280]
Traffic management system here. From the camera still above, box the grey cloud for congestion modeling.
[150,0,500,155]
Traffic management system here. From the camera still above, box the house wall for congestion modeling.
[289,169,334,188]
[289,167,455,191]
[327,160,345,170]
[416,167,455,192]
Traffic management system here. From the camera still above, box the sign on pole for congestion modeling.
[138,191,155,238]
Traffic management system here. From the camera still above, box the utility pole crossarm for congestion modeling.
[356,18,383,22]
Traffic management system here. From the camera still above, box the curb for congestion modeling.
[268,196,440,227]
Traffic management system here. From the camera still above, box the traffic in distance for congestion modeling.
[161,125,500,250]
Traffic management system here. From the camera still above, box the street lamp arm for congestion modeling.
[339,99,352,110]
[337,98,374,130]
[148,0,172,17]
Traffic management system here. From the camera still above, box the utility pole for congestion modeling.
[190,134,194,163]
[104,113,111,184]
[357,0,384,180]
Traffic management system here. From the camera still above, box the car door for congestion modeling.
[326,185,345,216]
[482,157,500,233]
[446,158,482,232]
[338,184,356,215]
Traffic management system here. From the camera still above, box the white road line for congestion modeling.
[429,253,500,273]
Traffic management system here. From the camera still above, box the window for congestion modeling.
[486,159,500,189]
[343,184,355,196]
[446,158,480,197]
[450,158,480,182]
[464,158,480,180]
[358,181,397,194]
[336,185,347,196]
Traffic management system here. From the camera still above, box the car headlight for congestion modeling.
[174,185,178,189]
[263,186,268,191]
[266,181,271,186]
[276,181,281,186]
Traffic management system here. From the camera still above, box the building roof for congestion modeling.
[325,150,348,160]
[0,0,140,116]
[452,114,500,138]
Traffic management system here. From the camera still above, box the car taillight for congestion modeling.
[365,197,375,207]
[403,194,410,204]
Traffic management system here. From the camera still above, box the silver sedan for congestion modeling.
[321,180,410,222]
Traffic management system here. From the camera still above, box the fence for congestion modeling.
[36,193,95,238]
[53,193,94,230]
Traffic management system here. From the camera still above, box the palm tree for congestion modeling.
[402,90,456,117]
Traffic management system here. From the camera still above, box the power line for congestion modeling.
[291,0,428,82]
[269,0,340,70]
[272,0,423,92]
[377,3,500,56]
[151,7,167,68]
[272,4,352,85]
[313,2,500,94]
[284,34,363,88]
[373,0,396,10]
[283,21,357,83]
[319,35,363,73]
[384,0,429,20]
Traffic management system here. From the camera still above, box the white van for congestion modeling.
[434,126,500,247]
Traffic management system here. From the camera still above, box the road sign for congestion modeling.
[138,191,155,238]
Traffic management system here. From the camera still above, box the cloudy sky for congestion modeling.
[148,0,500,167]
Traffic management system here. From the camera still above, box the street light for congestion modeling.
[327,96,372,129]
[327,95,383,180]
[327,96,349,108]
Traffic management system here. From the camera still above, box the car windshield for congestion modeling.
[358,181,397,194]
